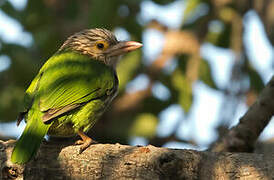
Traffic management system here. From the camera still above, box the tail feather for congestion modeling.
[11,110,51,164]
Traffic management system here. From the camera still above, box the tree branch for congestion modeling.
[210,75,274,152]
[1,140,274,179]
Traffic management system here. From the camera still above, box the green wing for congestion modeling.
[12,51,116,164]
[29,51,116,122]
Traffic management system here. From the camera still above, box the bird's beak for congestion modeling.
[106,41,142,57]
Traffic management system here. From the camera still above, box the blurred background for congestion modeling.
[0,0,273,151]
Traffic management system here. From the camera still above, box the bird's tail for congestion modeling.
[11,109,51,164]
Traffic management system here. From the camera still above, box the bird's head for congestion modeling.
[59,28,142,67]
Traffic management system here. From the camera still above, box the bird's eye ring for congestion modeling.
[96,43,104,49]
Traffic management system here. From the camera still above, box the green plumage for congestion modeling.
[11,108,50,163]
[11,28,141,164]
[11,51,117,164]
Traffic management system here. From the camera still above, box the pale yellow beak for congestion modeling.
[106,41,143,57]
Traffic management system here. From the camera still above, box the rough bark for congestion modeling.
[210,76,274,152]
[1,140,274,180]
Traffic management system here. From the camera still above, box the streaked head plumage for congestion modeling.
[59,28,142,67]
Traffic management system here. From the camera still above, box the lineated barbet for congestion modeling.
[11,28,142,164]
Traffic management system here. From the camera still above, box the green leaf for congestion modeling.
[0,1,21,21]
[171,68,193,112]
[129,113,158,138]
[199,59,217,89]
[246,63,265,93]
[216,23,231,48]
[183,0,201,23]
[207,23,231,48]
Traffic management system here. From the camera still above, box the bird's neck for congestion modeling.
[105,55,121,69]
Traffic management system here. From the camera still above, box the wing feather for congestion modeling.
[25,52,116,122]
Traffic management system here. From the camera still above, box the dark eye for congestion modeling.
[96,43,104,49]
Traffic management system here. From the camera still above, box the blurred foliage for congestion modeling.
[130,113,158,138]
[199,59,217,89]
[117,50,142,91]
[0,0,273,148]
[172,68,193,112]
[245,61,265,94]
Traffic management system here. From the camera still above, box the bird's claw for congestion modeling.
[78,138,92,154]
[74,138,97,146]
[74,140,84,145]
[75,131,98,154]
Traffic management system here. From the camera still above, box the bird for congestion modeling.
[11,28,142,164]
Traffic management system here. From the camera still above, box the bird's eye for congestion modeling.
[96,43,104,49]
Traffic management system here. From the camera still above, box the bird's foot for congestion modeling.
[75,131,97,153]
[74,139,84,145]
[75,139,97,145]
[79,139,92,154]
